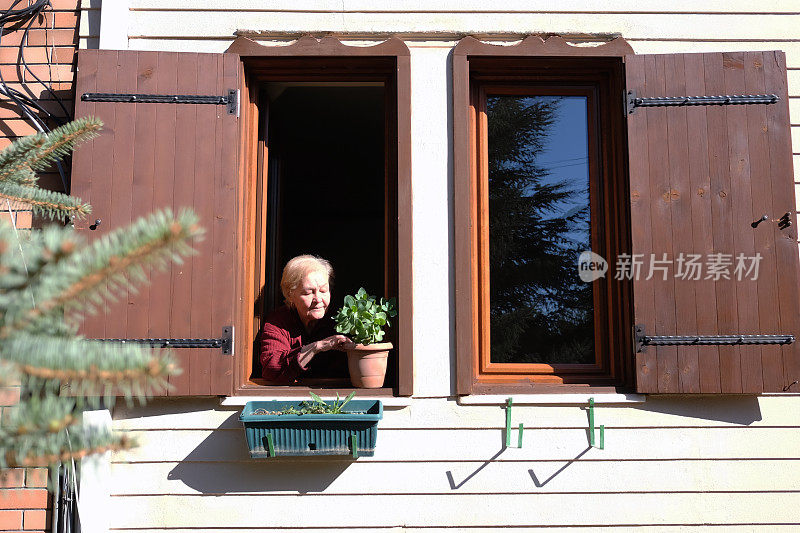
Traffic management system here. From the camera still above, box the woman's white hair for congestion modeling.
[280,254,334,306]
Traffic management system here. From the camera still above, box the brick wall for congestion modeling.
[0,0,80,195]
[0,1,81,531]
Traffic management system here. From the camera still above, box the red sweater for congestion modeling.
[259,305,348,383]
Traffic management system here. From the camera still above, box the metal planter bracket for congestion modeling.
[504,397,524,449]
[588,397,605,450]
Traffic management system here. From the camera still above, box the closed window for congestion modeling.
[454,37,800,394]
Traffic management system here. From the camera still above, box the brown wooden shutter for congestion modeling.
[626,51,800,394]
[70,49,240,396]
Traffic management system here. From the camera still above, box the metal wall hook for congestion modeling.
[89,218,101,230]
[588,398,605,450]
[751,214,769,228]
[504,397,524,448]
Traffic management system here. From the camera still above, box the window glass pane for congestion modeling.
[487,95,594,365]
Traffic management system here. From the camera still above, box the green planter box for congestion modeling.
[239,400,383,458]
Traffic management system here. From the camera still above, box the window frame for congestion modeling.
[228,36,413,397]
[453,36,636,395]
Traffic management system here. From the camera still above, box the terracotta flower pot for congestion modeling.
[347,342,392,388]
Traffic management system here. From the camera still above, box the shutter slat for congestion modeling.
[626,54,658,392]
[629,50,800,393]
[189,52,219,395]
[645,55,680,393]
[71,49,97,337]
[704,52,742,394]
[745,51,781,393]
[724,52,761,394]
[71,49,239,396]
[151,51,178,386]
[764,51,800,392]
[169,52,199,395]
[109,51,138,339]
[91,51,120,341]
[664,53,700,393]
[209,53,239,395]
[127,51,159,344]
[684,53,721,393]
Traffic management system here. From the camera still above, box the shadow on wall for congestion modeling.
[635,395,763,425]
[167,411,352,494]
[446,420,593,490]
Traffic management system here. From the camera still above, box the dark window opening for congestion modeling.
[248,79,399,390]
[264,83,387,312]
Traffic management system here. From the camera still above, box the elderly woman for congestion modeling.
[260,255,355,384]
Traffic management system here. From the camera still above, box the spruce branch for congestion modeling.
[1,208,202,336]
[0,135,45,178]
[1,394,79,437]
[0,119,199,473]
[0,117,101,182]
[3,428,133,468]
[0,182,91,220]
[0,223,78,294]
[2,335,177,399]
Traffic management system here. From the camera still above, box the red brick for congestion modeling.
[22,509,46,530]
[23,11,79,30]
[0,62,74,80]
[48,0,79,9]
[0,387,20,407]
[0,470,24,489]
[23,470,46,490]
[0,45,76,65]
[0,489,47,509]
[0,29,76,48]
[0,509,22,530]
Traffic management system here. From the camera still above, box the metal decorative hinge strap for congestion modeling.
[626,90,778,115]
[82,90,240,115]
[92,326,234,355]
[634,324,793,353]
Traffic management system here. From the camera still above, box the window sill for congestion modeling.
[222,394,413,407]
[457,393,646,406]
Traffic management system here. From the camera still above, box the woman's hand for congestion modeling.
[318,334,356,352]
[297,335,355,368]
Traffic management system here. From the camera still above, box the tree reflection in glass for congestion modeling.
[487,95,595,365]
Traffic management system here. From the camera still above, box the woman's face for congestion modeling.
[290,269,331,327]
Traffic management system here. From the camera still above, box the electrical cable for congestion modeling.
[0,1,71,192]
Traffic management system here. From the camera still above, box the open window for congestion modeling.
[454,36,800,395]
[231,37,413,396]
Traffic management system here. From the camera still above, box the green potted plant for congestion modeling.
[333,287,397,388]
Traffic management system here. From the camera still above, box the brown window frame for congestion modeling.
[228,36,413,397]
[454,36,635,395]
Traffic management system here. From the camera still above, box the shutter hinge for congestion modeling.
[626,90,778,115]
[634,324,794,352]
[625,90,636,116]
[227,89,239,116]
[92,325,234,355]
[82,90,240,117]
